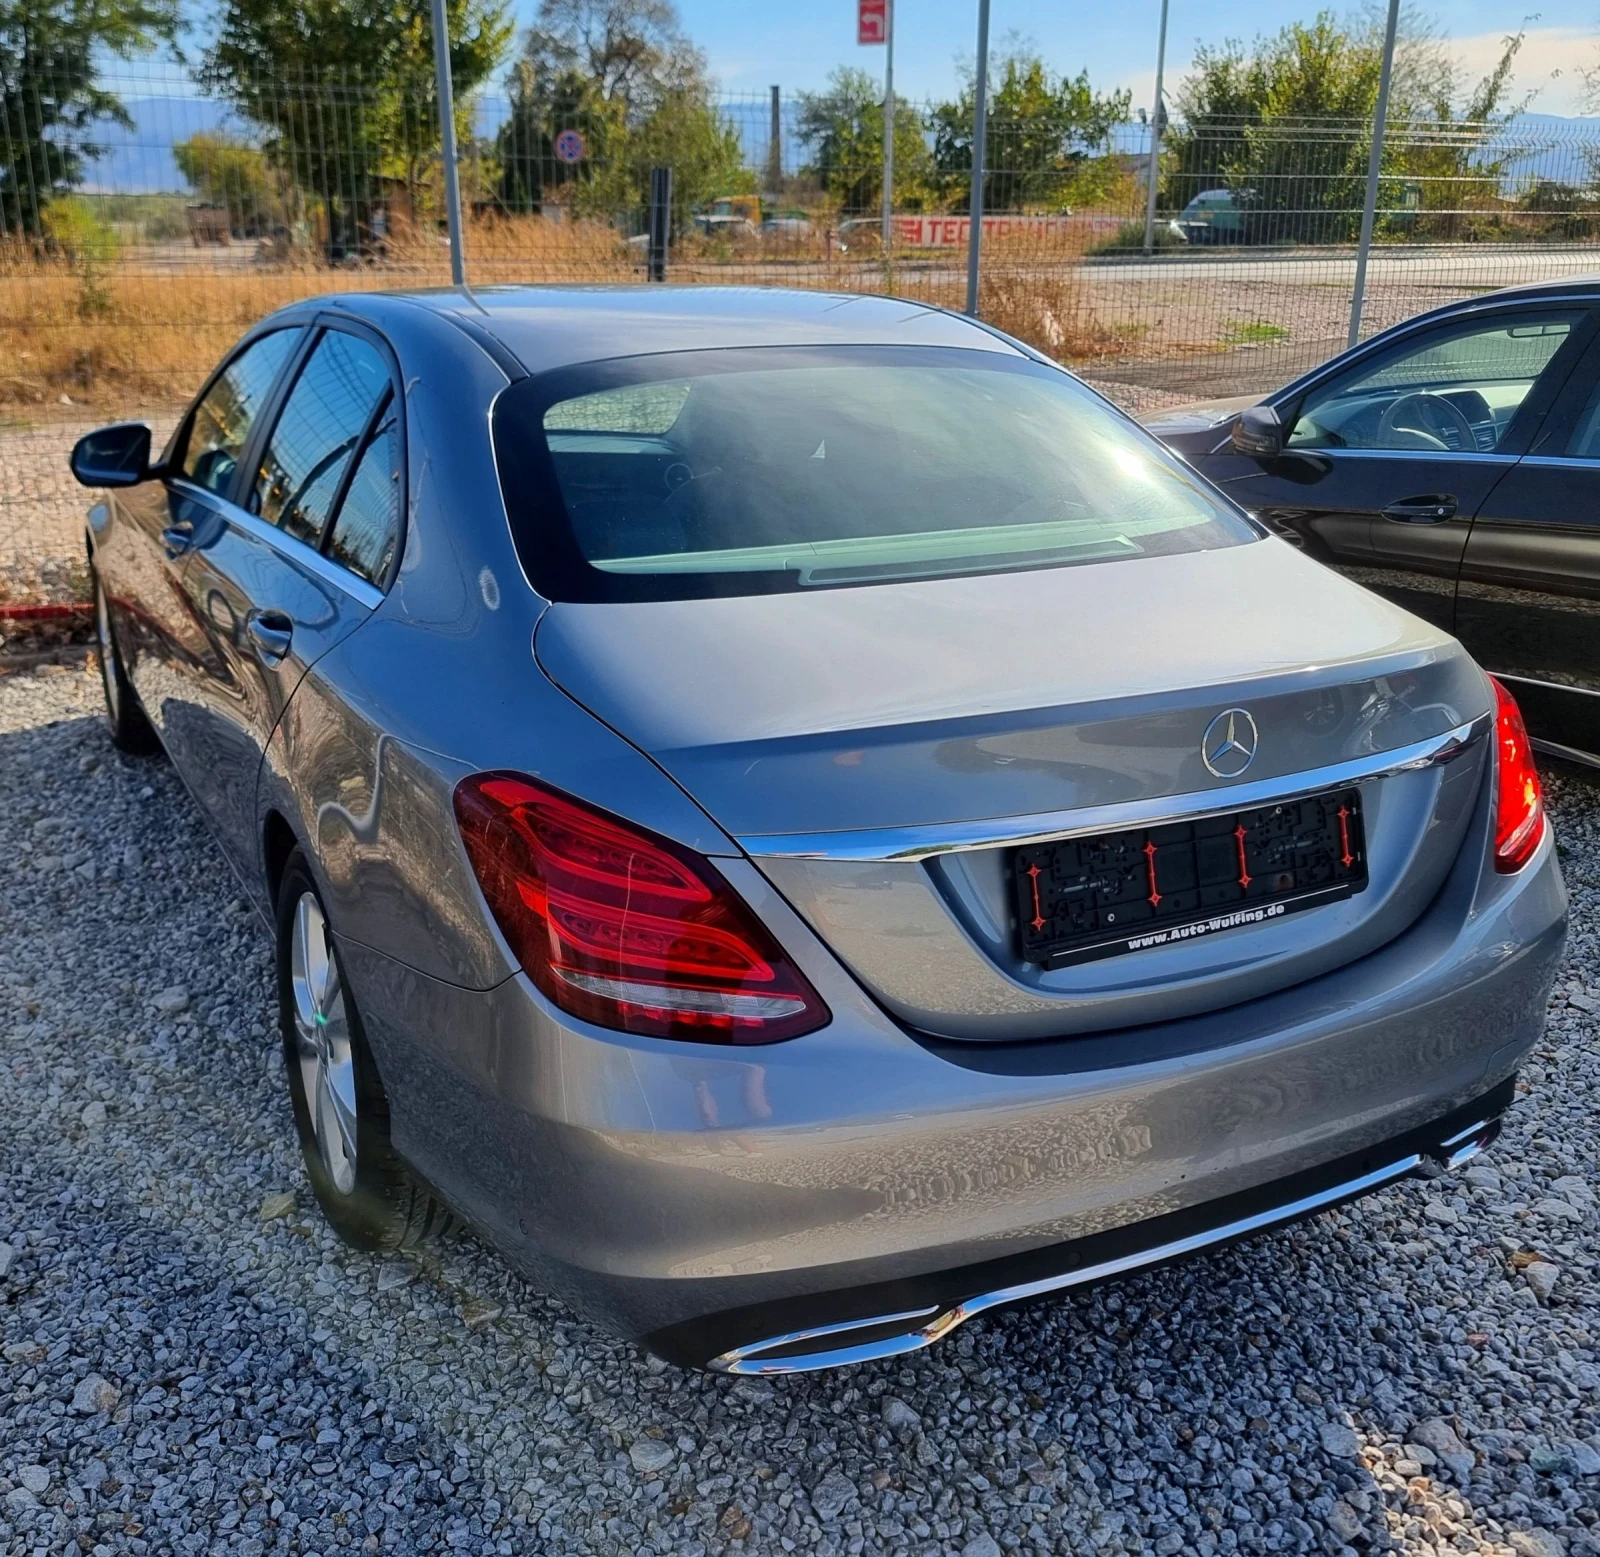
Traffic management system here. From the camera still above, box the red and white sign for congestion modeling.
[891,214,1078,248]
[858,0,887,45]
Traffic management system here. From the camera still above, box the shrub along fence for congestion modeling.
[5,63,1600,607]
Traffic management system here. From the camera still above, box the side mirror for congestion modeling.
[70,422,153,489]
[1232,404,1285,459]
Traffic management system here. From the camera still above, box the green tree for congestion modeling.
[201,0,512,256]
[930,50,1130,213]
[1165,12,1524,243]
[496,0,744,225]
[794,67,932,215]
[0,0,180,235]
[173,132,284,233]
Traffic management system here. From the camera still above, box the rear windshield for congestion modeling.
[492,345,1257,602]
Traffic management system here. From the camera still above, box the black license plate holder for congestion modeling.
[1014,787,1368,968]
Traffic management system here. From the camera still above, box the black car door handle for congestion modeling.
[247,610,294,663]
[1381,495,1458,524]
[161,523,195,557]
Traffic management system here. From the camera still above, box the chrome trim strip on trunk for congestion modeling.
[738,714,1490,863]
[710,1117,1501,1375]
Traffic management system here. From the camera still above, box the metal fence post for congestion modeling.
[964,0,992,317]
[648,166,673,283]
[1348,0,1401,348]
[767,86,782,194]
[1141,0,1170,255]
[428,0,465,287]
[881,0,895,255]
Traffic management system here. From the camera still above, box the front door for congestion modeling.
[110,328,304,745]
[1191,303,1595,633]
[171,322,400,875]
[1456,332,1600,758]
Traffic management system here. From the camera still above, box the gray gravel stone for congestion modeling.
[15,1464,50,1494]
[1409,1416,1474,1478]
[69,1372,118,1414]
[961,1534,1002,1557]
[628,1437,674,1474]
[0,1239,13,1279]
[1526,1258,1564,1300]
[6,661,1600,1556]
[809,1467,856,1520]
[1319,1420,1362,1456]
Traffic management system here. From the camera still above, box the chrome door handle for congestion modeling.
[1381,495,1457,524]
[247,610,293,663]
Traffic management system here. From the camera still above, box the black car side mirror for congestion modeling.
[70,422,154,488]
[1232,404,1285,459]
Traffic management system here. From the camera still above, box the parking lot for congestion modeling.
[2,658,1598,1557]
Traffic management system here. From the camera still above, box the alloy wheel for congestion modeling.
[289,892,358,1194]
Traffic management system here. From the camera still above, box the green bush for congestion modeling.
[1088,219,1185,255]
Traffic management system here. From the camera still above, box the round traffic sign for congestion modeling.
[554,129,586,164]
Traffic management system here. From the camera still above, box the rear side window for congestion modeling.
[252,330,392,547]
[493,345,1257,603]
[326,400,401,585]
[181,328,300,496]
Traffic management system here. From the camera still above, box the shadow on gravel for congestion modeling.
[3,675,1597,1557]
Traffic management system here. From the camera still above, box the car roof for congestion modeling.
[297,285,1024,378]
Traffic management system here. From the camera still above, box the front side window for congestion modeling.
[252,329,392,547]
[1287,309,1584,454]
[493,347,1258,603]
[180,328,301,496]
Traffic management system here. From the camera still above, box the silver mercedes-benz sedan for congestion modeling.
[72,286,1565,1373]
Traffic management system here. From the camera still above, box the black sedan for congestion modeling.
[1143,277,1600,766]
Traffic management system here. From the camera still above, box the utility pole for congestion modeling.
[1348,0,1400,347]
[881,0,895,254]
[964,0,991,315]
[1141,0,1170,255]
[429,0,465,287]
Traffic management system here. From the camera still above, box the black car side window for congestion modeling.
[1564,380,1600,458]
[1287,310,1584,455]
[180,329,301,497]
[325,398,402,587]
[251,329,393,548]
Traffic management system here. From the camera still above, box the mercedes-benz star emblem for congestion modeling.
[1201,708,1259,778]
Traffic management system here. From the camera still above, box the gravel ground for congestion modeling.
[3,661,1600,1557]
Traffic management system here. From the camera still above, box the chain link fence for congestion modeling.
[5,64,1600,610]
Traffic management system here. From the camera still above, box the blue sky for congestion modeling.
[543,0,1600,115]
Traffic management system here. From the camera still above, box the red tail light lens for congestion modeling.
[1491,677,1545,873]
[453,773,830,1043]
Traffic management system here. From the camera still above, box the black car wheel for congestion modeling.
[276,848,452,1250]
[92,566,159,755]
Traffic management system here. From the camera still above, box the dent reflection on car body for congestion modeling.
[78,286,1563,1373]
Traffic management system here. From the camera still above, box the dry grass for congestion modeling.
[0,215,633,409]
[0,213,1128,409]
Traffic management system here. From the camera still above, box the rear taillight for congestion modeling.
[453,773,829,1044]
[1491,677,1545,873]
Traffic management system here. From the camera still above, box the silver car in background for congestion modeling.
[73,287,1565,1373]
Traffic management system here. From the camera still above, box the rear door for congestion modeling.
[169,321,405,875]
[1456,330,1600,759]
[1190,302,1595,632]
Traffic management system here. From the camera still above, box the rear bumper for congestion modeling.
[343,820,1564,1369]
[686,1084,1509,1372]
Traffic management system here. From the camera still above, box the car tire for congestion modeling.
[276,848,452,1250]
[92,565,159,755]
